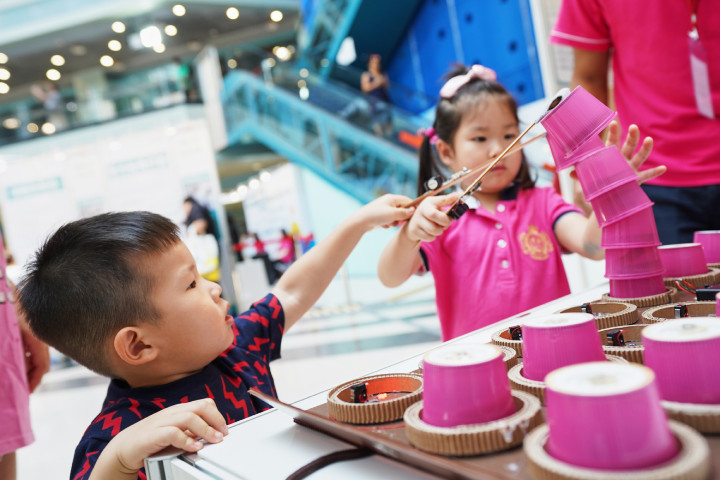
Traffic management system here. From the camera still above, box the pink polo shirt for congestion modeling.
[421,187,583,341]
[551,0,720,187]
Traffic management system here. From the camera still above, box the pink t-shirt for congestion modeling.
[551,0,720,187]
[421,187,582,341]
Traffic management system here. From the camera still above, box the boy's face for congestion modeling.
[147,241,234,374]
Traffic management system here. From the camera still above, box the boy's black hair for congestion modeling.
[417,65,535,196]
[18,211,180,377]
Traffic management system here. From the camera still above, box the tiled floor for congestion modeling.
[16,274,441,479]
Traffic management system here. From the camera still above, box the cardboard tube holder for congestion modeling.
[403,390,542,457]
[491,327,523,357]
[642,301,715,324]
[508,355,627,405]
[602,287,678,308]
[663,268,720,289]
[327,373,423,425]
[662,400,720,434]
[524,421,711,480]
[598,324,649,364]
[556,302,638,330]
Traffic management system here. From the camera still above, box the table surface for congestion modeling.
[145,283,719,480]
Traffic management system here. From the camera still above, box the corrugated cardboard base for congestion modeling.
[664,268,720,289]
[598,324,647,364]
[602,287,678,307]
[663,400,720,434]
[524,422,710,480]
[641,301,715,323]
[404,391,542,457]
[556,302,638,330]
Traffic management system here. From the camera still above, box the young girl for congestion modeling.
[377,64,660,341]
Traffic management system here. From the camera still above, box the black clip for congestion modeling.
[674,304,688,318]
[350,383,368,404]
[447,201,469,220]
[580,303,592,314]
[509,325,522,341]
[424,175,445,191]
[606,330,625,347]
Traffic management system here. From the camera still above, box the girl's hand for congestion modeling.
[358,194,416,229]
[95,398,228,478]
[605,121,666,184]
[406,193,461,243]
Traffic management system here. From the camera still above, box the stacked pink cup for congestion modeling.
[540,87,665,299]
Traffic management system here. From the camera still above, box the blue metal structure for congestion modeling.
[222,70,419,204]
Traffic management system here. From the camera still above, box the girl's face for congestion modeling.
[437,97,521,196]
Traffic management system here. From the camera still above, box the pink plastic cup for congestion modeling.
[545,362,679,470]
[521,313,606,382]
[608,274,666,298]
[604,246,664,278]
[589,180,653,227]
[422,343,515,427]
[693,230,720,263]
[642,318,720,404]
[540,86,616,165]
[574,146,638,200]
[657,243,708,277]
[601,206,660,248]
[547,134,605,171]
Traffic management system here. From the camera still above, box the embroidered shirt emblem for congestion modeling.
[519,225,553,260]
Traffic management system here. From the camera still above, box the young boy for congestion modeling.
[17,194,414,480]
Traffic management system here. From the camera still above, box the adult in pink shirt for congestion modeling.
[551,0,720,244]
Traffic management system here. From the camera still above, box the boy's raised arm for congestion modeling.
[272,194,414,330]
[89,399,227,480]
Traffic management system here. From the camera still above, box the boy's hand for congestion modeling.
[358,194,416,229]
[95,398,228,478]
[605,121,666,184]
[406,192,461,243]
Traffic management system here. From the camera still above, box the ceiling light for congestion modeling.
[51,54,65,66]
[226,7,239,20]
[164,25,177,36]
[249,178,260,189]
[172,4,186,16]
[41,123,56,135]
[27,123,39,134]
[100,55,114,67]
[227,58,237,69]
[108,40,122,51]
[274,46,291,61]
[153,44,166,53]
[2,118,19,128]
[112,21,126,33]
[0,82,9,94]
[299,68,309,78]
[46,69,61,80]
[270,10,283,22]
[260,171,271,182]
[0,68,9,81]
[299,86,309,100]
[140,25,162,48]
[0,53,8,64]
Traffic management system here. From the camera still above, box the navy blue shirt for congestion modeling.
[70,294,284,480]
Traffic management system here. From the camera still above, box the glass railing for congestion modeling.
[0,62,198,147]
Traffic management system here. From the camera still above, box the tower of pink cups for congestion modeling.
[540,87,665,299]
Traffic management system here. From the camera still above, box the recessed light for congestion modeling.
[108,40,122,51]
[46,69,61,80]
[0,82,9,94]
[164,25,177,36]
[0,68,10,81]
[153,44,166,53]
[0,53,8,64]
[226,7,239,19]
[112,21,126,33]
[270,10,283,22]
[172,4,186,16]
[100,55,114,67]
[51,54,65,66]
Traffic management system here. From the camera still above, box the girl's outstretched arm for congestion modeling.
[378,193,460,287]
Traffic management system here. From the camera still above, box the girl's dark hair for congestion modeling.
[417,65,535,196]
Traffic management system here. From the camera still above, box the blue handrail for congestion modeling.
[222,70,418,203]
